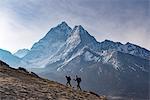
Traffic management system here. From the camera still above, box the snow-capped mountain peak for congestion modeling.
[42,21,72,41]
[54,21,71,33]
[58,21,69,27]
[71,25,98,46]
[66,25,87,46]
[22,22,72,68]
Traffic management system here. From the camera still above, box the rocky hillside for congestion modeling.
[0,60,106,100]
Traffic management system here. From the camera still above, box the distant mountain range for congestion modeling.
[0,22,149,99]
[14,49,30,58]
[0,49,21,68]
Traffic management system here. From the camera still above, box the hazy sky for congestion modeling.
[0,0,149,53]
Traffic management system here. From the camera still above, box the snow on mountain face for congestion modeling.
[118,42,150,60]
[99,40,122,50]
[14,49,30,58]
[22,22,72,68]
[99,40,150,60]
[45,25,101,69]
[73,25,97,44]
[0,49,21,68]
[64,25,98,54]
[64,26,82,56]
[84,50,100,62]
[44,26,84,67]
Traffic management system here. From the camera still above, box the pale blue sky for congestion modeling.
[0,0,149,53]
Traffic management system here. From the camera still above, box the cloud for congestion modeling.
[0,0,149,52]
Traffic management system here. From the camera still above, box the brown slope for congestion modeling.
[0,61,106,100]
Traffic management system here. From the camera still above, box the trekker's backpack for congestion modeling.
[68,76,71,81]
[77,77,81,82]
[66,76,71,81]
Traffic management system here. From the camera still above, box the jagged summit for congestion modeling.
[22,22,72,67]
[58,21,69,27]
[52,21,72,33]
[73,25,84,32]
[72,25,89,35]
[44,22,72,40]
[71,25,98,45]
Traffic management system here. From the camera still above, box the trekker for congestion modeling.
[65,76,71,87]
[74,75,82,90]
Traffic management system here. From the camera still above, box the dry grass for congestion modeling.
[0,64,106,100]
